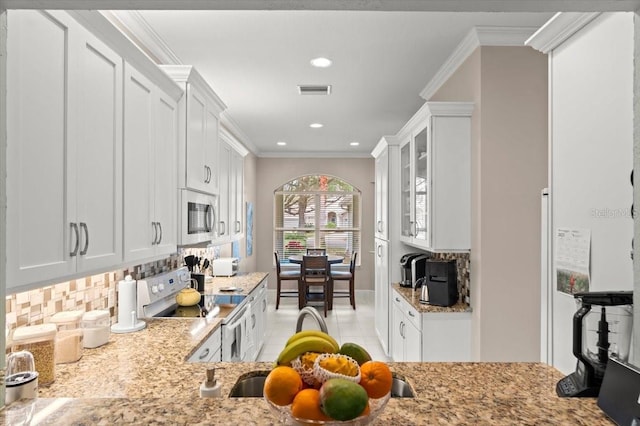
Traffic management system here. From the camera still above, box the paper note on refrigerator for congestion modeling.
[555,228,591,295]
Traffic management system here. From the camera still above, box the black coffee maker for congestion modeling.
[557,291,633,397]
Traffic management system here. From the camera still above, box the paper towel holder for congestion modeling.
[111,275,146,334]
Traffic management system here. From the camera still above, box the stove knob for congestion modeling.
[151,284,159,294]
[158,283,165,292]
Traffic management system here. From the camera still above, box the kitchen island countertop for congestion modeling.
[2,275,612,424]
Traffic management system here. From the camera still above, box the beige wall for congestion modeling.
[239,152,258,272]
[431,46,548,361]
[255,157,375,292]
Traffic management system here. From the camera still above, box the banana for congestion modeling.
[276,336,338,366]
[285,330,340,352]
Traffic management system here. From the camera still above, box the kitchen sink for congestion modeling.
[228,371,415,398]
[228,371,270,397]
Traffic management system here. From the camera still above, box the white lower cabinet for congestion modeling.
[374,239,390,355]
[188,327,222,363]
[247,279,268,361]
[422,312,471,362]
[391,290,422,362]
[391,288,471,362]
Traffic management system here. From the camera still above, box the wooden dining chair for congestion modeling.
[301,255,331,317]
[274,252,300,310]
[306,248,326,255]
[330,252,357,309]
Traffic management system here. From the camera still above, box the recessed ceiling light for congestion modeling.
[310,57,332,68]
[276,141,287,146]
[350,142,360,146]
[309,123,323,129]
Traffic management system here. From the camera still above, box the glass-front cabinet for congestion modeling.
[398,102,473,252]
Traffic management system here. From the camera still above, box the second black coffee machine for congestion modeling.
[399,253,429,288]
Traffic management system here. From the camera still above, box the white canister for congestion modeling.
[49,310,84,364]
[81,310,110,348]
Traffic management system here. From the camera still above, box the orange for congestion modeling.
[291,388,331,422]
[358,361,393,399]
[264,366,303,406]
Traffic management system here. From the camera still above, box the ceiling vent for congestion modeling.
[298,85,332,95]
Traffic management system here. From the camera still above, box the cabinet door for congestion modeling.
[375,149,389,240]
[123,63,156,262]
[413,126,429,245]
[154,92,178,256]
[374,240,389,355]
[185,85,208,192]
[217,141,231,240]
[231,150,244,238]
[390,299,404,362]
[404,320,422,362]
[6,10,78,289]
[204,108,220,194]
[399,139,412,242]
[75,28,123,273]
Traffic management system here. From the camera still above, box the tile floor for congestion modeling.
[257,291,391,363]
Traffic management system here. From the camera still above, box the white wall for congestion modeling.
[550,12,634,374]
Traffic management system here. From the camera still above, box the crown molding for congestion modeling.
[525,12,601,53]
[419,26,540,101]
[371,135,399,158]
[258,150,371,159]
[220,113,255,156]
[104,10,182,65]
[397,101,475,140]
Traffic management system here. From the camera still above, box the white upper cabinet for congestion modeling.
[6,10,182,292]
[160,65,226,195]
[216,128,246,244]
[123,63,179,263]
[6,11,123,291]
[398,102,473,252]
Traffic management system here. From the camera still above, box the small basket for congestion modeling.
[313,353,361,384]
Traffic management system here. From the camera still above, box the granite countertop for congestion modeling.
[392,283,471,313]
[206,272,269,296]
[2,272,612,425]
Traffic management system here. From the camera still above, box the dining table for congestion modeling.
[287,254,344,309]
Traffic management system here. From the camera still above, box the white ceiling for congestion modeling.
[123,10,552,157]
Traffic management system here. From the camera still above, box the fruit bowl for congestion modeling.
[264,391,390,425]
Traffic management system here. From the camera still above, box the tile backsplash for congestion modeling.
[5,254,182,332]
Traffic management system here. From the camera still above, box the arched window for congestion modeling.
[274,175,361,265]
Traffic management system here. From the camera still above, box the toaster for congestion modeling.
[212,257,239,277]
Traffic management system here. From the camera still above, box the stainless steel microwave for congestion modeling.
[179,189,217,245]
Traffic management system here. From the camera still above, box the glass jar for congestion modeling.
[49,310,84,363]
[10,324,57,385]
[81,310,110,348]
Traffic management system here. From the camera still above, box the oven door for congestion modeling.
[179,189,217,245]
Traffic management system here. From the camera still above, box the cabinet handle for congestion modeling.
[395,297,400,302]
[409,221,414,237]
[236,220,241,233]
[408,311,415,318]
[377,220,382,233]
[251,313,256,329]
[219,221,226,236]
[377,245,382,257]
[262,299,266,312]
[79,222,89,255]
[199,348,210,360]
[204,165,209,184]
[205,205,213,232]
[399,320,403,336]
[70,223,80,257]
[151,222,157,245]
[157,222,163,244]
